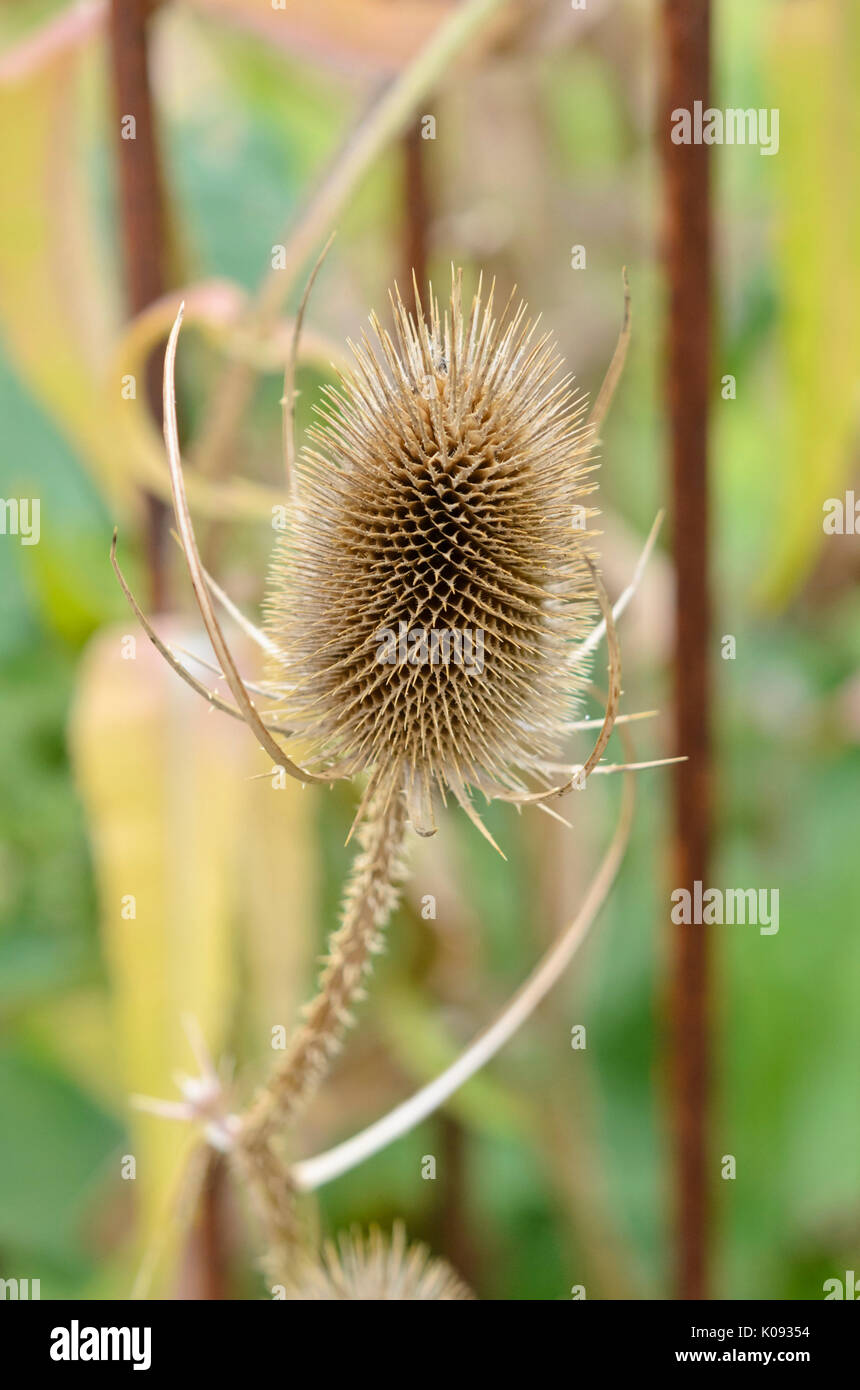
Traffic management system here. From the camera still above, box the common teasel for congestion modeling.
[277,1222,474,1301]
[113,260,670,1285]
[265,270,601,847]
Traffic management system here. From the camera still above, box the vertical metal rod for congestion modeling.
[660,0,713,1301]
[108,0,170,610]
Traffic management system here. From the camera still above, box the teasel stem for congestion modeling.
[290,738,636,1195]
[235,782,409,1257]
[232,1131,306,1281]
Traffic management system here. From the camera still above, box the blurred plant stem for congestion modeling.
[527,810,641,1298]
[178,1154,232,1301]
[433,1114,482,1290]
[108,0,171,610]
[402,123,430,313]
[190,0,509,483]
[660,0,713,1302]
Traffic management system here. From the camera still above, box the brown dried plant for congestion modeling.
[268,272,600,844]
[113,262,672,1297]
[276,1222,474,1302]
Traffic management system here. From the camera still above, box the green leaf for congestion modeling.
[0,1046,121,1262]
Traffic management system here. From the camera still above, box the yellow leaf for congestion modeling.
[69,617,319,1293]
[0,16,130,509]
[760,1,860,604]
[69,622,243,1291]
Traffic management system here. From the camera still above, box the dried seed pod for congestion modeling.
[265,270,598,844]
[279,1223,474,1301]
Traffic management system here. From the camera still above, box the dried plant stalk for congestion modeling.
[240,782,409,1149]
[234,781,408,1272]
[115,265,655,1291]
[230,269,608,1264]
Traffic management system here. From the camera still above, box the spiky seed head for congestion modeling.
[279,1223,474,1301]
[266,270,597,838]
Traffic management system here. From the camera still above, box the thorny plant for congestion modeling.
[113,258,678,1298]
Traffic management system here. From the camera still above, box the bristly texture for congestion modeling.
[240,781,408,1146]
[237,272,602,1256]
[279,1223,474,1301]
[236,777,409,1256]
[265,270,598,843]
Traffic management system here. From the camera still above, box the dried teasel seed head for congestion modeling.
[266,270,598,840]
[279,1223,474,1301]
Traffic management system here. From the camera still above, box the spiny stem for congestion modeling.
[232,1133,306,1284]
[244,788,408,1142]
[291,747,636,1195]
[234,785,409,1264]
